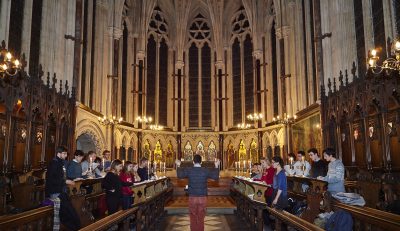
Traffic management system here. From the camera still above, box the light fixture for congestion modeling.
[98,115,123,126]
[272,113,297,125]
[149,124,164,131]
[0,41,21,79]
[136,116,153,123]
[237,123,251,129]
[246,113,263,121]
[368,39,400,74]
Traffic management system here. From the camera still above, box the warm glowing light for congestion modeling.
[395,41,400,51]
[1,64,7,70]
[14,60,20,67]
[5,52,12,60]
[371,49,377,57]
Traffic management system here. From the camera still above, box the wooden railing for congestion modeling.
[81,177,172,231]
[0,206,54,230]
[79,207,138,231]
[286,176,400,230]
[231,176,323,231]
[266,207,324,231]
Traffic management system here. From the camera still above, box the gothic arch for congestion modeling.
[76,119,105,155]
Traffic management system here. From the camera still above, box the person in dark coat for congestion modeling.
[45,146,80,230]
[176,155,220,231]
[102,159,133,214]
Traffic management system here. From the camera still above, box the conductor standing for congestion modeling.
[176,155,220,231]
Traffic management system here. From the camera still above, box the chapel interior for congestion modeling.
[1,0,400,230]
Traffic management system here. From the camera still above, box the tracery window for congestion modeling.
[230,7,254,125]
[146,6,169,126]
[187,14,212,128]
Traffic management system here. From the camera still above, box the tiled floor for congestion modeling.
[159,214,253,231]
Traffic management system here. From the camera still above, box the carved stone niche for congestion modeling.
[16,124,27,143]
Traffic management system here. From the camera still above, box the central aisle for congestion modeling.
[160,214,252,231]
[160,195,254,230]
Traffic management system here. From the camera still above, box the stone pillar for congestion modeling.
[362,0,374,59]
[167,48,174,128]
[0,0,11,44]
[21,0,33,72]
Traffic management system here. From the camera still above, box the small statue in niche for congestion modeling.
[154,140,163,164]
[238,140,247,161]
[166,141,174,168]
[196,141,206,160]
[143,139,151,160]
[183,141,193,161]
[207,141,217,161]
[250,139,258,163]
[226,142,235,169]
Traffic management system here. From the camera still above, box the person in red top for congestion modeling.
[254,157,275,204]
[119,161,134,209]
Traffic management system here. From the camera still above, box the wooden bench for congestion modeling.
[286,176,400,230]
[0,206,53,230]
[230,177,324,231]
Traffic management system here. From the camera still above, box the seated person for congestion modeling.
[81,151,99,178]
[308,148,327,178]
[293,151,311,176]
[66,150,84,180]
[94,157,104,178]
[102,150,112,171]
[137,157,149,182]
[317,148,345,194]
[250,163,261,178]
[284,153,296,175]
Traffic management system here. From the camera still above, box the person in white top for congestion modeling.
[293,151,311,176]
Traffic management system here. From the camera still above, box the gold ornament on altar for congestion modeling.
[238,140,247,161]
[154,140,163,164]
[250,139,258,163]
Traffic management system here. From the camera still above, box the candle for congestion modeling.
[122,160,125,166]
[289,157,293,166]
[102,159,105,171]
[243,160,246,169]
[238,161,241,169]
[235,162,238,170]
[163,162,166,174]
[301,156,305,163]
[90,157,93,163]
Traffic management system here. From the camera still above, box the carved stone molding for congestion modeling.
[275,26,291,39]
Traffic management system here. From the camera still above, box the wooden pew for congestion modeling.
[286,176,400,230]
[231,176,271,231]
[80,177,172,231]
[0,206,53,230]
[66,178,104,226]
[79,207,138,231]
[323,192,400,231]
[266,207,324,231]
[231,176,324,231]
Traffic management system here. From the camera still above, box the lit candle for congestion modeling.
[122,160,125,166]
[289,157,293,166]
[301,156,305,163]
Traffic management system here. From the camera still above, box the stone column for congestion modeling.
[0,0,11,45]
[362,0,374,62]
[225,46,233,128]
[21,0,33,72]
[167,48,174,128]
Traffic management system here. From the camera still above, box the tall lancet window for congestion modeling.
[230,7,253,125]
[146,6,169,125]
[121,22,128,119]
[187,14,212,128]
